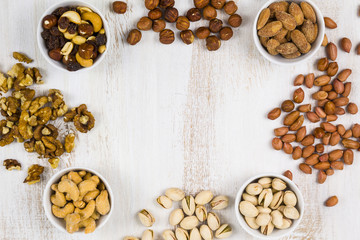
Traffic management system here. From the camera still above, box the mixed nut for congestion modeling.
[239,177,300,236]
[50,170,111,234]
[257,1,319,59]
[126,0,243,51]
[124,188,232,240]
[41,6,107,71]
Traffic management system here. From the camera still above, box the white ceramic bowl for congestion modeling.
[37,1,110,72]
[234,173,304,239]
[43,167,114,234]
[253,0,325,65]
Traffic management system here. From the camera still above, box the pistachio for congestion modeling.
[195,205,208,222]
[271,210,283,228]
[207,212,220,230]
[239,201,259,217]
[169,208,184,226]
[260,222,274,235]
[277,218,292,229]
[138,209,155,227]
[195,190,214,205]
[271,178,287,191]
[162,230,176,240]
[157,195,173,209]
[199,225,213,240]
[269,191,284,209]
[175,228,189,240]
[283,206,300,219]
[215,224,232,239]
[242,193,257,205]
[255,213,271,226]
[283,190,297,207]
[210,195,229,210]
[180,216,199,230]
[245,183,263,195]
[258,177,272,188]
[245,216,260,229]
[182,195,196,215]
[258,189,273,208]
[256,206,271,214]
[142,229,154,240]
[189,228,201,240]
[165,188,185,201]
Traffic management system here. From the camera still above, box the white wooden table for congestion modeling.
[1,0,360,239]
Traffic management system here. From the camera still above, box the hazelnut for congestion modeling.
[219,27,233,41]
[224,1,238,15]
[127,29,142,45]
[137,17,153,30]
[211,0,226,9]
[152,19,166,32]
[186,8,202,22]
[228,14,242,28]
[180,30,195,45]
[159,29,175,44]
[113,1,127,14]
[148,8,163,20]
[203,5,217,20]
[145,0,160,10]
[42,15,58,30]
[164,7,178,22]
[195,27,210,39]
[78,43,95,59]
[176,16,190,31]
[209,18,223,33]
[48,48,62,61]
[206,35,221,51]
[78,24,94,38]
[194,0,210,9]
[159,0,175,8]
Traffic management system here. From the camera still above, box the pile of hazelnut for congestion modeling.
[124,0,243,51]
[41,6,107,71]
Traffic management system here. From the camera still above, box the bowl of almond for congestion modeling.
[253,0,325,65]
[234,173,304,239]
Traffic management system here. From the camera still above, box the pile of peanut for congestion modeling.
[124,188,232,240]
[50,170,111,234]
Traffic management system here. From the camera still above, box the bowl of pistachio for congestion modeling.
[234,173,304,239]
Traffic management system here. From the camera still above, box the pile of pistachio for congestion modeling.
[239,177,300,236]
[124,188,232,240]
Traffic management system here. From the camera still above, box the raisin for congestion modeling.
[96,34,107,46]
[67,62,82,71]
[41,30,51,40]
[58,17,70,30]
[50,27,61,36]
[67,23,77,34]
[52,7,69,17]
[46,35,60,50]
[70,44,79,55]
[59,36,66,48]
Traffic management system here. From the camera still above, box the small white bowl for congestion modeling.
[253,0,325,65]
[234,173,304,239]
[43,167,114,234]
[37,1,110,72]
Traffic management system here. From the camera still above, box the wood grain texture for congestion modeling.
[0,0,360,239]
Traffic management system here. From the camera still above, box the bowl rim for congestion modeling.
[253,0,325,66]
[43,166,114,234]
[234,172,305,239]
[37,0,110,73]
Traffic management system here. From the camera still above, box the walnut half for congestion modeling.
[24,164,44,184]
[3,159,21,170]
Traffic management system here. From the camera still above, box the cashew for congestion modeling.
[61,11,82,25]
[77,6,93,14]
[50,184,66,207]
[52,202,75,218]
[91,210,100,220]
[65,193,72,201]
[61,175,68,181]
[83,189,100,203]
[65,213,81,234]
[79,217,96,234]
[76,53,93,68]
[96,190,110,215]
[72,36,87,45]
[81,12,103,32]
[78,178,98,199]
[74,200,86,209]
[83,172,92,180]
[58,179,80,201]
[98,45,106,54]
[75,200,96,221]
[68,171,82,185]
[78,170,87,177]
[64,31,78,40]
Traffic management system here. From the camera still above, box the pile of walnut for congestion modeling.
[51,170,110,234]
[123,0,243,51]
[267,37,358,185]
[1,53,95,184]
[41,6,107,71]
